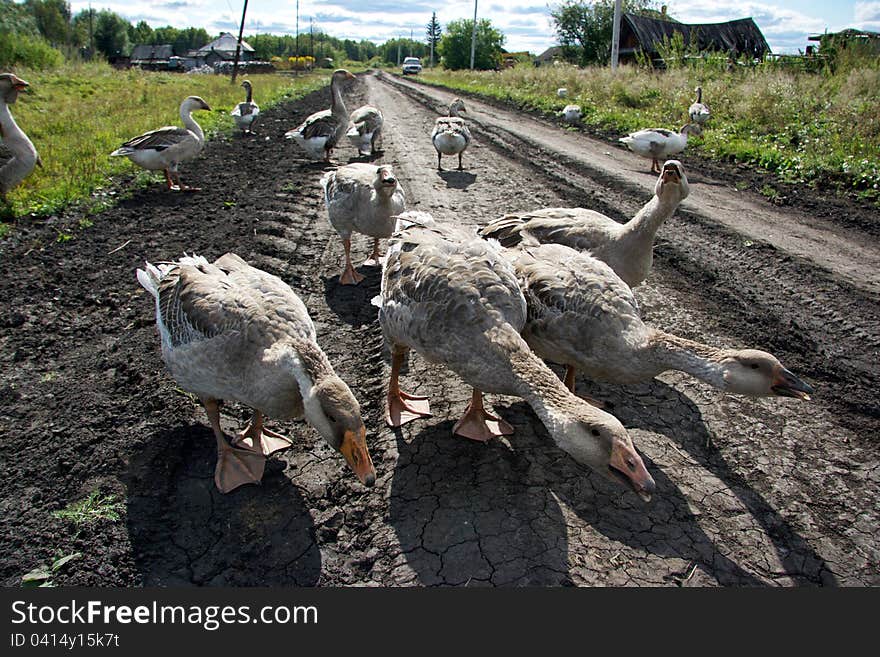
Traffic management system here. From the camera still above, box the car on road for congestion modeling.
[402,57,422,75]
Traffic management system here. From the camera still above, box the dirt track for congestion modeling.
[0,72,877,587]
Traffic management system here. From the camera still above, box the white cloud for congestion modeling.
[854,2,880,29]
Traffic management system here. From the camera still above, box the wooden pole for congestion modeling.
[231,0,249,83]
[469,0,478,69]
[611,0,622,71]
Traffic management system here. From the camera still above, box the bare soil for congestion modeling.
[0,72,877,587]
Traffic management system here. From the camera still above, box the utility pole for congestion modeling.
[469,0,478,69]
[310,17,314,60]
[295,0,299,57]
[611,0,622,71]
[231,0,249,83]
[397,35,402,65]
[88,2,94,58]
[410,28,413,56]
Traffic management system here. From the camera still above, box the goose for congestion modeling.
[507,242,815,402]
[110,95,211,192]
[136,253,376,493]
[479,160,689,288]
[285,69,355,162]
[557,88,568,98]
[321,163,406,285]
[375,211,656,501]
[561,104,581,123]
[346,105,384,156]
[688,86,711,125]
[431,98,471,171]
[231,79,259,135]
[619,123,701,173]
[0,73,40,200]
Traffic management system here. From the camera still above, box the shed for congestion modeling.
[193,32,255,64]
[130,44,175,70]
[620,14,770,65]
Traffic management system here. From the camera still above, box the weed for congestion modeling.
[21,553,81,588]
[52,490,123,526]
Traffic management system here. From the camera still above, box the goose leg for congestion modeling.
[651,159,661,174]
[437,151,443,171]
[232,409,293,456]
[386,346,432,427]
[339,238,365,285]
[457,152,464,171]
[164,169,179,190]
[202,398,265,493]
[175,173,201,192]
[453,388,514,442]
[361,238,382,267]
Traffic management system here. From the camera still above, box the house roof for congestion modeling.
[195,32,254,54]
[622,14,771,58]
[130,44,174,61]
[537,46,562,62]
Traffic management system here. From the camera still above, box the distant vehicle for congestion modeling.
[402,57,422,75]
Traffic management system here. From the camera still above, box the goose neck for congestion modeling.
[644,329,726,387]
[181,105,204,141]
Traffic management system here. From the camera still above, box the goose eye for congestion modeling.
[626,458,637,472]
[750,364,760,370]
[591,429,600,437]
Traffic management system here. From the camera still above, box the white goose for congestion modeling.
[688,86,711,125]
[0,73,40,200]
[561,104,582,123]
[321,162,406,285]
[480,160,689,288]
[231,79,259,135]
[137,253,376,493]
[110,95,211,191]
[431,98,471,171]
[285,69,355,162]
[619,124,701,173]
[346,105,384,156]
[376,211,656,501]
[507,242,815,402]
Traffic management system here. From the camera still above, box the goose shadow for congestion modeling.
[492,399,765,586]
[322,271,382,327]
[438,170,477,189]
[562,377,836,586]
[125,423,321,586]
[389,418,574,586]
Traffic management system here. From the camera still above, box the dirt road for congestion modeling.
[0,73,876,587]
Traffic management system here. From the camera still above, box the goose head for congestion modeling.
[181,95,212,113]
[557,405,656,502]
[240,79,252,91]
[448,98,467,117]
[0,73,29,105]
[305,375,377,486]
[718,349,814,400]
[654,160,690,202]
[681,123,702,138]
[332,69,356,86]
[373,165,399,198]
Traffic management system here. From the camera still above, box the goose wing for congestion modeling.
[114,126,192,154]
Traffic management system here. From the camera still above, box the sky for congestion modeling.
[67,1,880,55]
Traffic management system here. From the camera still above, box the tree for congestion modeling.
[551,0,658,66]
[25,0,70,46]
[92,9,130,58]
[438,18,504,70]
[128,20,153,45]
[426,11,441,67]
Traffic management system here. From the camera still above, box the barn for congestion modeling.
[619,13,771,65]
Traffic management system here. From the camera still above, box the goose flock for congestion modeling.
[1,68,813,504]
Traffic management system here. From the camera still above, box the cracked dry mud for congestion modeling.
[0,73,877,587]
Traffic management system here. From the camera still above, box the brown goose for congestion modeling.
[509,242,815,402]
[285,69,355,161]
[375,212,656,501]
[431,98,471,171]
[137,253,376,493]
[480,160,689,288]
[231,79,259,135]
[346,105,384,156]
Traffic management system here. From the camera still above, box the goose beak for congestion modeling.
[345,71,356,80]
[11,76,29,91]
[608,440,655,502]
[771,366,814,401]
[340,426,376,487]
[661,162,681,183]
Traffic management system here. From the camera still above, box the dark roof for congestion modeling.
[622,14,771,58]
[537,46,563,62]
[130,44,174,61]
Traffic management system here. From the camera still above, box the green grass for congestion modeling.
[419,59,880,203]
[2,62,329,219]
[51,489,124,526]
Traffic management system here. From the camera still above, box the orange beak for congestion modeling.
[11,75,29,91]
[661,163,680,183]
[608,440,655,502]
[339,426,376,487]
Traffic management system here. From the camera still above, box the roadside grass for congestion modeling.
[419,58,880,203]
[2,62,328,220]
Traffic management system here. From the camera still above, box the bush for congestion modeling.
[0,31,64,69]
